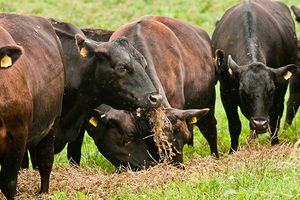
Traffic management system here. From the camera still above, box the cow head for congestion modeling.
[85,105,157,170]
[216,49,297,132]
[0,45,23,69]
[162,108,209,163]
[75,34,162,110]
[85,105,209,170]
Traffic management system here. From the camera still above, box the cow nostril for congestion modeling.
[252,119,268,128]
[149,94,162,105]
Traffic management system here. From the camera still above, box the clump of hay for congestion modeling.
[147,107,175,162]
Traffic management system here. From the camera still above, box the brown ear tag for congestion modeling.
[228,68,233,75]
[80,47,88,57]
[283,71,292,80]
[89,117,98,127]
[1,54,12,68]
[189,116,198,125]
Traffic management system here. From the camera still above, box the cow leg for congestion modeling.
[270,87,287,145]
[29,148,38,169]
[67,126,85,166]
[21,149,29,169]
[21,148,37,169]
[0,161,19,200]
[0,129,26,200]
[221,90,241,153]
[285,74,300,126]
[35,130,54,194]
[197,110,219,158]
[187,125,194,146]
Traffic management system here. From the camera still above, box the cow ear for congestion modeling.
[165,108,209,122]
[272,64,298,83]
[227,55,240,75]
[215,49,225,70]
[0,45,23,69]
[291,5,300,22]
[75,34,97,57]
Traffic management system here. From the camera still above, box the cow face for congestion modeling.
[226,55,297,132]
[75,34,162,110]
[163,108,209,163]
[86,105,209,169]
[86,105,157,170]
[0,45,23,69]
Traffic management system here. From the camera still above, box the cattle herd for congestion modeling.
[0,0,299,199]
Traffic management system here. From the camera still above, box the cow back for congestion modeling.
[110,15,215,109]
[212,0,297,67]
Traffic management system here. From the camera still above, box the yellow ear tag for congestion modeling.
[1,54,12,68]
[283,71,292,80]
[89,117,98,127]
[228,68,233,75]
[80,47,88,57]
[189,116,198,125]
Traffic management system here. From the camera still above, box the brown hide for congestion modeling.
[0,13,64,199]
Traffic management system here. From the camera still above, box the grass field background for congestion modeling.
[0,0,299,199]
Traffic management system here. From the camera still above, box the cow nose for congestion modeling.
[250,118,268,131]
[148,94,162,106]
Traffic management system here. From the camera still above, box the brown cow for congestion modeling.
[0,14,64,199]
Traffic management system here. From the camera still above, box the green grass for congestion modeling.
[1,0,300,199]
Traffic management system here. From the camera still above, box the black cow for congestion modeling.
[0,14,65,199]
[285,5,300,126]
[68,15,217,169]
[212,0,298,152]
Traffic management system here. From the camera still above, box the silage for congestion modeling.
[147,107,175,162]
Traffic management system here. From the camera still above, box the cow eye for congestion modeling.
[117,65,132,73]
[127,132,135,139]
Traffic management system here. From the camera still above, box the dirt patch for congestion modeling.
[3,143,297,200]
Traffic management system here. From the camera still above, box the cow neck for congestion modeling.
[145,62,171,109]
[56,28,97,130]
[131,25,171,109]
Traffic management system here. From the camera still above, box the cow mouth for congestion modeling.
[249,118,269,133]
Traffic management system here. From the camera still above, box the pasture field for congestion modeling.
[0,0,299,199]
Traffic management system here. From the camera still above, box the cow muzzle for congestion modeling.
[250,117,269,133]
[148,93,163,107]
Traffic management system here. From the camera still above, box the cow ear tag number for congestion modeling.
[1,54,12,68]
[283,71,292,80]
[80,47,88,57]
[189,116,198,125]
[89,116,98,127]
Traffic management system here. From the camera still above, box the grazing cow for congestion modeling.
[0,14,64,199]
[68,15,217,169]
[285,5,300,126]
[47,19,162,155]
[212,0,298,153]
[78,104,209,170]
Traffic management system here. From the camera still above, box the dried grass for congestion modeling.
[147,107,175,162]
[1,143,296,200]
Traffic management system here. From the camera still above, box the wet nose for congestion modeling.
[148,94,162,106]
[250,118,268,131]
